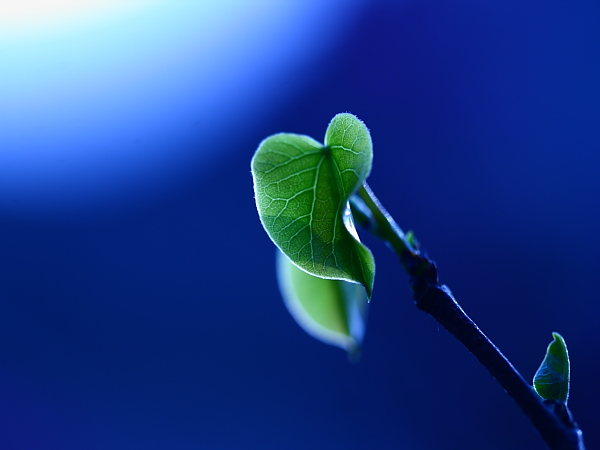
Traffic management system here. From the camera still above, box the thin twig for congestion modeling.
[352,183,585,450]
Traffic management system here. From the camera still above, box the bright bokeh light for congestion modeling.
[0,1,364,217]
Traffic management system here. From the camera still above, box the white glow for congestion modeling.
[0,1,365,217]
[0,0,152,33]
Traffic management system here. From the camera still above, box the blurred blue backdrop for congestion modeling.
[1,1,599,449]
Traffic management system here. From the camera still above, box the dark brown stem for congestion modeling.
[404,251,584,450]
[353,183,586,450]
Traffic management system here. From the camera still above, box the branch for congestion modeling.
[351,183,585,450]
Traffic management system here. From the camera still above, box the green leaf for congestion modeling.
[276,250,367,357]
[533,332,570,403]
[251,113,375,298]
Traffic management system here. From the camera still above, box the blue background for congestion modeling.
[1,1,599,449]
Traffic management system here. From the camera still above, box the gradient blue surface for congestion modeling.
[1,1,599,449]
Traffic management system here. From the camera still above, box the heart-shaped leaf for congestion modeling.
[533,332,570,403]
[251,113,375,297]
[276,250,367,356]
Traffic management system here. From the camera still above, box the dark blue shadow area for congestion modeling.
[1,1,600,449]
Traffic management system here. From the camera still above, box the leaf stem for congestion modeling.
[354,183,585,450]
[352,184,416,254]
